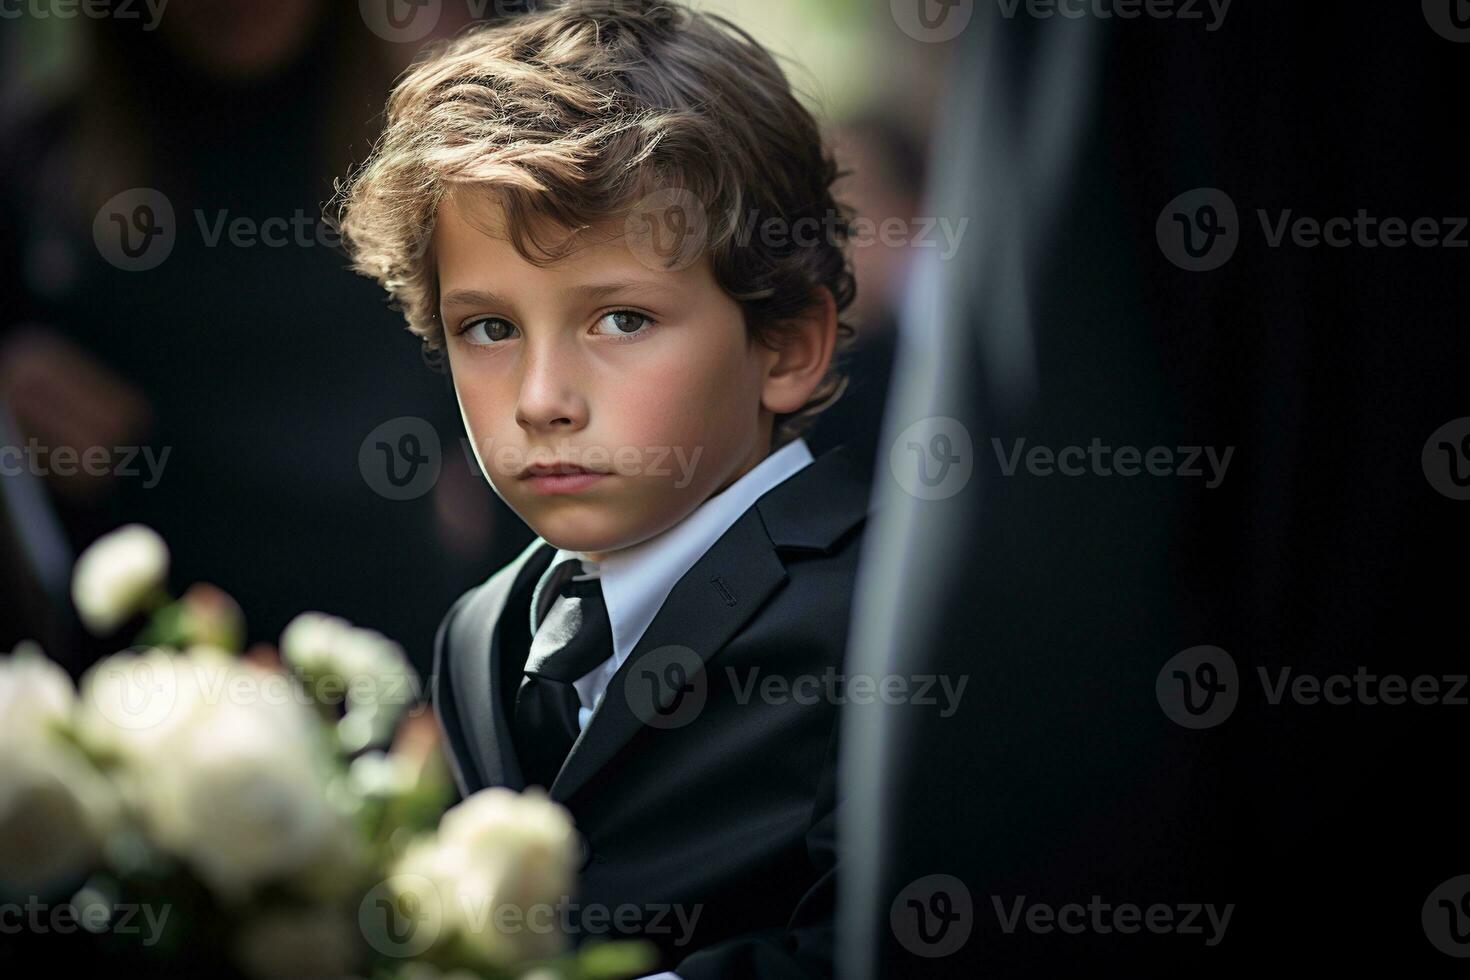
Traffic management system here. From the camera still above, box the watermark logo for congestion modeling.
[994,895,1233,945]
[990,437,1233,487]
[1157,187,1239,272]
[94,188,175,272]
[1422,417,1470,500]
[726,667,968,717]
[623,644,706,729]
[889,416,974,500]
[361,875,702,954]
[88,654,182,732]
[95,190,361,270]
[1160,188,1468,270]
[360,0,442,43]
[0,0,168,31]
[1257,210,1468,250]
[732,209,969,262]
[1424,0,1470,42]
[1424,875,1470,957]
[360,874,441,957]
[1259,666,1467,708]
[90,654,420,733]
[892,0,975,43]
[1,895,172,945]
[360,0,692,43]
[469,437,706,489]
[1156,645,1238,729]
[624,188,709,274]
[1159,648,1465,728]
[360,417,442,501]
[0,440,170,487]
[891,874,973,957]
[994,0,1232,31]
[194,209,344,250]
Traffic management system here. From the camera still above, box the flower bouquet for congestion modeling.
[0,524,654,980]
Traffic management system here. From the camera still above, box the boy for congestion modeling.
[336,2,869,975]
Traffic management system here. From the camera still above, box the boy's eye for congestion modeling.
[591,310,652,337]
[457,311,652,345]
[461,317,517,345]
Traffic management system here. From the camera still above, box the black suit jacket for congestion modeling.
[431,445,873,978]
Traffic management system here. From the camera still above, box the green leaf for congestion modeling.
[568,939,661,979]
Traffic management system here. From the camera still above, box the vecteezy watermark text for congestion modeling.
[93,189,347,272]
[356,416,711,503]
[1158,187,1469,271]
[726,667,968,718]
[470,439,705,489]
[1258,666,1468,707]
[994,0,1231,31]
[360,878,703,958]
[990,438,1234,488]
[992,895,1234,946]
[0,0,167,30]
[0,439,170,488]
[1157,645,1470,729]
[1,896,172,946]
[732,209,970,262]
[360,0,691,44]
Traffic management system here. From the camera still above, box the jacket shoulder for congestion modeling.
[756,444,876,555]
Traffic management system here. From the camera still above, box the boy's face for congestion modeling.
[435,192,778,560]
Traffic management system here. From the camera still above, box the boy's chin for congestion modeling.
[529,517,654,558]
[528,505,691,559]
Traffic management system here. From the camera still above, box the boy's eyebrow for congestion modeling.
[440,279,670,311]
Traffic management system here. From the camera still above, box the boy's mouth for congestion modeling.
[518,460,610,495]
[518,461,606,478]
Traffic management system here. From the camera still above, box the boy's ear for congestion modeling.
[760,286,839,416]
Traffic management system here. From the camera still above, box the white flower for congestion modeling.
[71,524,169,635]
[139,693,340,902]
[77,645,343,902]
[0,643,118,899]
[385,834,465,957]
[281,612,417,748]
[279,611,345,674]
[0,740,118,899]
[392,787,578,967]
[0,641,76,746]
[75,645,227,760]
[281,612,411,701]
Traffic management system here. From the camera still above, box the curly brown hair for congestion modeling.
[332,0,858,443]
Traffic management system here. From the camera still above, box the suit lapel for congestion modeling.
[446,538,556,792]
[549,505,787,802]
[548,444,872,803]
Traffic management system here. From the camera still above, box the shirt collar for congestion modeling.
[528,437,815,666]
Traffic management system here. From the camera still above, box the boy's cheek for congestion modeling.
[449,374,505,442]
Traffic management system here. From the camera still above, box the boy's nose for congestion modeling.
[514,345,588,432]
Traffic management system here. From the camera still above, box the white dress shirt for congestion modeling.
[524,438,813,980]
[527,436,815,731]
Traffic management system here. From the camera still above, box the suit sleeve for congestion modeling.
[670,716,841,980]
[430,589,477,802]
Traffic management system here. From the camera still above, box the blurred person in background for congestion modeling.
[0,2,528,674]
[806,112,927,488]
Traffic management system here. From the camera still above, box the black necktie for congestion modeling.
[511,570,612,790]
